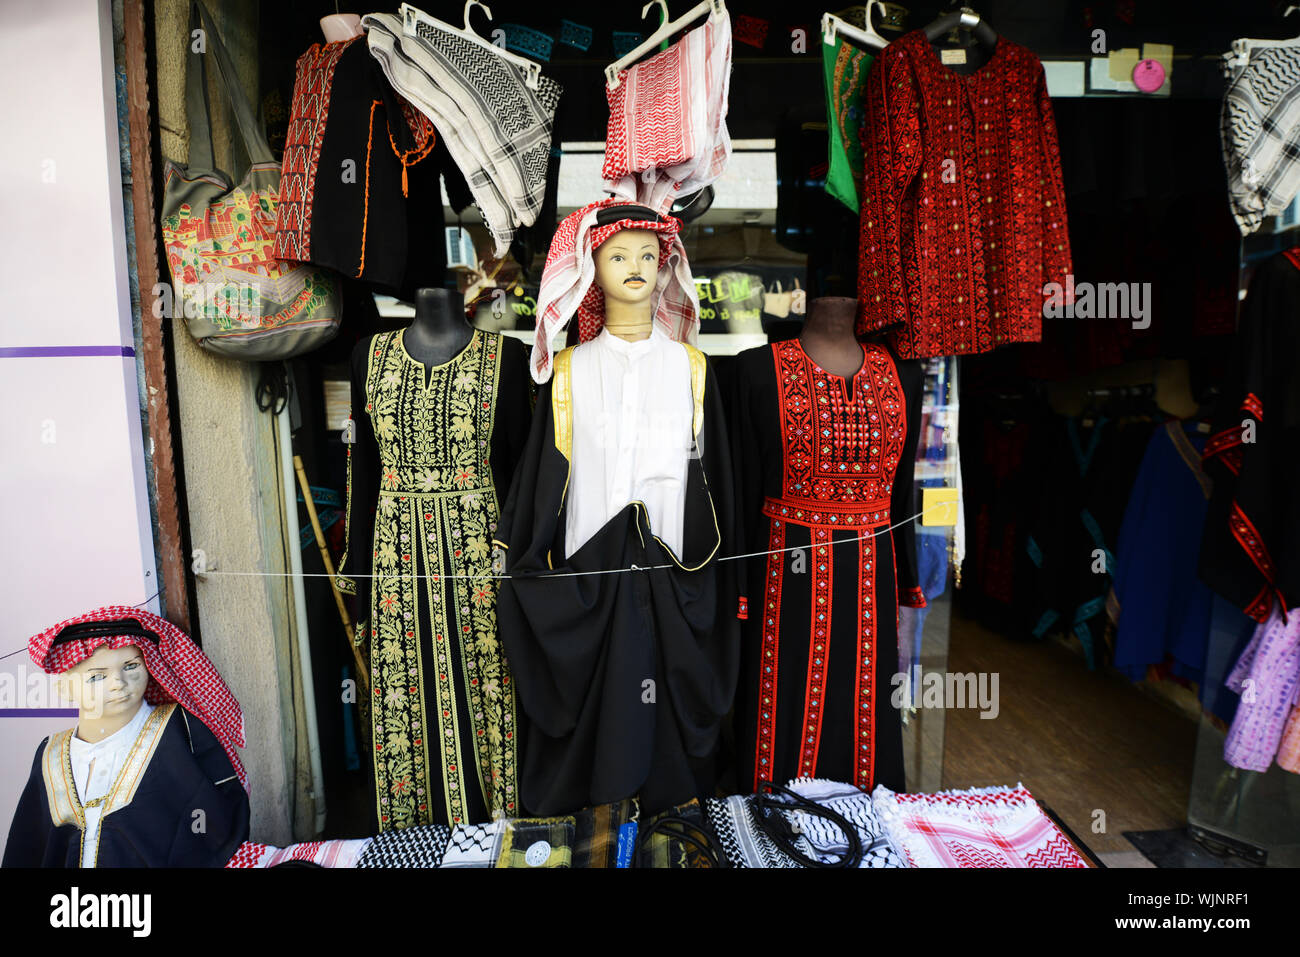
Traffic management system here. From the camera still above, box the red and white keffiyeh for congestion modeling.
[30,605,248,791]
[529,198,700,383]
[226,838,371,868]
[873,784,1089,868]
[603,8,732,214]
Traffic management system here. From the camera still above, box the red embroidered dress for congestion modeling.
[730,340,924,793]
[857,30,1072,358]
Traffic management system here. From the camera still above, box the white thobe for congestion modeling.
[70,701,154,868]
[565,325,695,559]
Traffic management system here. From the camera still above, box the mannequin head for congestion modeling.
[59,643,148,738]
[593,228,661,311]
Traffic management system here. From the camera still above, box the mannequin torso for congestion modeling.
[402,288,475,380]
[799,296,866,378]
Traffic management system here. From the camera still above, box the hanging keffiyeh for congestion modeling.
[1221,41,1300,236]
[363,12,561,258]
[602,6,732,213]
[29,605,248,791]
[529,199,700,383]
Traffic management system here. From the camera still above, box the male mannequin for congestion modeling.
[495,200,740,817]
[4,608,249,868]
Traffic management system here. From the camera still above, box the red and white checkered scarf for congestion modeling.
[529,198,700,383]
[30,605,248,791]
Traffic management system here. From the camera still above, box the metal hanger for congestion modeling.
[822,2,889,51]
[922,4,998,49]
[605,0,726,89]
[400,2,542,88]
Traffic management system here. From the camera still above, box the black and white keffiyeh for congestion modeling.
[1221,40,1300,235]
[363,12,561,257]
[702,795,814,868]
[786,778,907,869]
[356,824,451,868]
[439,820,506,867]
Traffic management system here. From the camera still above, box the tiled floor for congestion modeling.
[941,610,1199,864]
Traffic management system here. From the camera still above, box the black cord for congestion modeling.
[256,361,289,414]
[753,780,863,868]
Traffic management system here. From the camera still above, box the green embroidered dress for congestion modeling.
[337,327,532,829]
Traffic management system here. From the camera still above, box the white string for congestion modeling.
[194,503,952,582]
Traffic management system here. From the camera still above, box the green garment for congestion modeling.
[822,34,875,213]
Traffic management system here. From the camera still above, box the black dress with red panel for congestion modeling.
[729,338,924,794]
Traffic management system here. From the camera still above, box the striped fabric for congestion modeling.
[226,838,371,868]
[1221,40,1300,235]
[1224,602,1300,772]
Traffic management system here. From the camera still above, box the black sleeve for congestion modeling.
[2,742,50,868]
[892,356,927,607]
[170,711,250,867]
[337,338,379,634]
[489,334,537,501]
[726,348,770,564]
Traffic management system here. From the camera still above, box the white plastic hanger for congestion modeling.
[822,1,888,51]
[605,0,727,89]
[400,1,543,88]
[1232,5,1300,54]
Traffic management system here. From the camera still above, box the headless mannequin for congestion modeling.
[403,288,474,380]
[320,13,364,43]
[799,296,865,378]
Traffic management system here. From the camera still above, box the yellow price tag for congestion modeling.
[921,487,960,527]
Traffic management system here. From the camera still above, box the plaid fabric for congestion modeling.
[637,798,720,868]
[226,838,371,868]
[1224,603,1300,772]
[496,818,576,868]
[364,12,561,258]
[1221,41,1300,236]
[603,8,732,214]
[873,784,1089,868]
[529,199,699,383]
[571,799,639,867]
[30,605,246,791]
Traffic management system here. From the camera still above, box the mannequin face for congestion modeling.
[593,229,660,309]
[60,644,148,722]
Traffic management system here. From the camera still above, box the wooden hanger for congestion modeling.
[400,2,542,88]
[605,0,726,89]
[822,2,889,51]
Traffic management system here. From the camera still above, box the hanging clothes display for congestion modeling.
[821,32,874,213]
[1220,40,1300,236]
[1200,248,1300,621]
[273,35,444,297]
[602,5,732,213]
[4,607,249,868]
[495,202,739,817]
[336,328,533,829]
[856,30,1072,358]
[728,338,924,794]
[363,12,562,258]
[1110,421,1216,683]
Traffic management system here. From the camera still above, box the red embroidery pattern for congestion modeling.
[750,339,909,790]
[1229,503,1280,623]
[1283,246,1300,272]
[753,519,786,789]
[1241,393,1264,421]
[857,30,1071,359]
[275,37,359,262]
